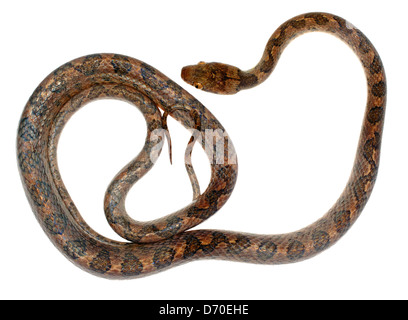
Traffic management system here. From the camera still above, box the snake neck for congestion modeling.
[242,12,368,91]
[236,69,260,92]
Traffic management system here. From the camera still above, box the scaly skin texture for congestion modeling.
[18,13,386,279]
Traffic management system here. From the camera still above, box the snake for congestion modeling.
[17,12,386,279]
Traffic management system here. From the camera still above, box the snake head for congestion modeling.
[181,62,242,95]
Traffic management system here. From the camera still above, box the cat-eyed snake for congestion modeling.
[17,13,386,278]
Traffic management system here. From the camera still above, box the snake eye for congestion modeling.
[194,83,203,90]
[198,61,206,65]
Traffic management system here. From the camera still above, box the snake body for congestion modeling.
[18,13,386,278]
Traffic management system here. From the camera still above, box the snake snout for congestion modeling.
[181,66,192,83]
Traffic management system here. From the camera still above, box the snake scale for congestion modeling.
[17,13,386,278]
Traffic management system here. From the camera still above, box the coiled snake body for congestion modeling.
[18,13,386,278]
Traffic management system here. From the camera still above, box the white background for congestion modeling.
[1,0,407,300]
